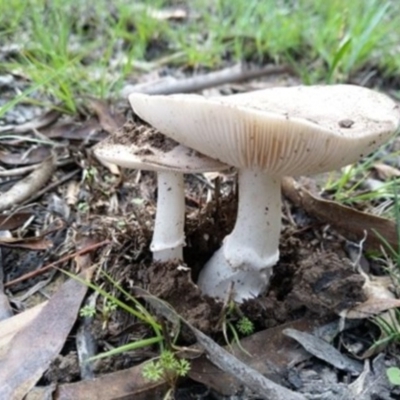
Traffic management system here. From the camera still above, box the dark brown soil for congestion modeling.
[108,182,367,336]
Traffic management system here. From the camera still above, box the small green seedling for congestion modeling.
[387,367,400,386]
[219,301,255,356]
[79,304,96,318]
[63,269,164,362]
[236,316,255,336]
[101,298,118,328]
[142,350,190,399]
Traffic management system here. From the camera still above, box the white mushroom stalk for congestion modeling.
[152,171,185,262]
[198,169,280,298]
[129,85,400,302]
[94,123,228,263]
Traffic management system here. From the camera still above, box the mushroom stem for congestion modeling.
[198,168,280,301]
[151,171,185,262]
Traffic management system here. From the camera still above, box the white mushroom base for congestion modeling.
[198,169,281,302]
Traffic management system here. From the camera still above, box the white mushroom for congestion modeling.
[94,123,228,262]
[128,85,400,301]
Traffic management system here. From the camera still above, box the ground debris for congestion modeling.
[286,251,366,316]
[54,360,167,400]
[189,318,320,396]
[0,268,93,399]
[283,328,363,375]
[137,287,306,400]
[147,260,221,333]
[282,176,399,252]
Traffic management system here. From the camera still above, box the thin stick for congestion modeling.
[122,63,293,97]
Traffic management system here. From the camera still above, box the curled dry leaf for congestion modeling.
[341,275,400,359]
[283,328,363,375]
[282,177,398,252]
[342,276,400,319]
[43,119,107,142]
[0,212,32,230]
[342,297,400,319]
[85,98,125,134]
[372,162,400,180]
[0,154,56,212]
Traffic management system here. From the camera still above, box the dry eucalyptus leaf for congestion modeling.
[0,303,46,349]
[0,212,32,230]
[282,177,398,252]
[0,268,93,400]
[43,119,106,142]
[372,162,400,179]
[341,298,400,319]
[86,98,125,134]
[283,328,363,375]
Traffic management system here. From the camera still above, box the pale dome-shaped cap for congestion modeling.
[94,122,228,173]
[129,85,400,176]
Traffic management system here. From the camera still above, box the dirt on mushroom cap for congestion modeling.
[105,121,179,153]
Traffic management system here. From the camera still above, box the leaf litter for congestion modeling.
[0,60,400,399]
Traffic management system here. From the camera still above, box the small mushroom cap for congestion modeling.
[129,85,400,176]
[94,122,228,173]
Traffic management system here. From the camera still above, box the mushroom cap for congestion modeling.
[129,85,400,176]
[93,122,229,173]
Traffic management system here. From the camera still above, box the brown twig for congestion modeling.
[4,239,110,288]
[122,63,293,97]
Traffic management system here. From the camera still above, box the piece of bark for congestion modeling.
[0,303,47,349]
[55,363,167,400]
